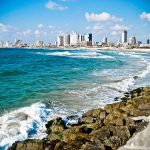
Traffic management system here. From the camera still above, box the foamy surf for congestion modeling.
[0,102,69,150]
[34,51,114,59]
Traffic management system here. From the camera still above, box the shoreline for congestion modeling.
[1,47,150,53]
[9,87,150,150]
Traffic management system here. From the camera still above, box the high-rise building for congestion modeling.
[102,37,107,44]
[70,32,79,46]
[88,33,92,42]
[64,34,70,46]
[147,39,150,44]
[0,41,4,47]
[121,30,127,43]
[83,33,92,46]
[130,36,136,45]
[57,35,64,46]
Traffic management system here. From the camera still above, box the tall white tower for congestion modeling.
[70,32,79,46]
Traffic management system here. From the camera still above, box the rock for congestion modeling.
[46,117,65,134]
[138,104,150,110]
[80,142,105,150]
[9,140,46,150]
[104,102,125,114]
[104,111,125,126]
[130,87,143,98]
[81,117,95,124]
[82,108,104,118]
[62,126,89,143]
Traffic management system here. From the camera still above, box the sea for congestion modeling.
[0,48,150,149]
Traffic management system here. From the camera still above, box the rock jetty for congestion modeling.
[9,87,150,150]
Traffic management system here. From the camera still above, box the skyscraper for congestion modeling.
[83,33,92,46]
[121,30,127,43]
[102,37,107,44]
[70,32,79,46]
[57,35,64,46]
[64,34,70,46]
[130,36,136,45]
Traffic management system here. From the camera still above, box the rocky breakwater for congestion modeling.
[9,87,150,150]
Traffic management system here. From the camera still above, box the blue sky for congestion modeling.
[0,0,150,43]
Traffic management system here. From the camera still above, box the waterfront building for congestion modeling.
[147,39,150,44]
[64,34,70,46]
[102,37,108,44]
[70,32,79,46]
[129,36,136,46]
[57,35,64,46]
[121,30,127,43]
[81,33,92,46]
[0,41,4,47]
[15,40,23,47]
[34,40,44,47]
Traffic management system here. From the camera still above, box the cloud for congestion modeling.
[35,30,47,37]
[48,25,55,29]
[22,29,31,36]
[0,23,11,33]
[85,12,122,22]
[45,1,68,10]
[140,12,150,21]
[111,31,118,36]
[93,24,104,30]
[110,24,129,31]
[37,24,44,28]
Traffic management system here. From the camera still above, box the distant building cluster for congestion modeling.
[0,30,150,49]
[57,32,92,47]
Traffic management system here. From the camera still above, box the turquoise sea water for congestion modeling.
[0,48,150,149]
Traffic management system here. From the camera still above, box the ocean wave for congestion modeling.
[34,51,114,59]
[46,51,71,56]
[92,69,128,79]
[0,102,69,150]
[105,77,135,92]
[117,52,143,58]
[138,60,150,78]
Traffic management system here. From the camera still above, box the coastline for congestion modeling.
[1,47,150,53]
[9,87,150,150]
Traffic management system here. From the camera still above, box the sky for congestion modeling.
[0,0,150,43]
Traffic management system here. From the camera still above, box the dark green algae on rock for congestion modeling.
[9,87,150,150]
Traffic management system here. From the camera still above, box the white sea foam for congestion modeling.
[35,51,114,59]
[105,77,135,92]
[47,51,71,56]
[0,102,68,150]
[138,60,150,78]
[117,52,143,58]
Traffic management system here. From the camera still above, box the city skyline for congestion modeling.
[0,0,150,43]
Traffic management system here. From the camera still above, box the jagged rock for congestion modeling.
[104,102,125,114]
[81,117,96,124]
[80,142,105,150]
[9,140,46,150]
